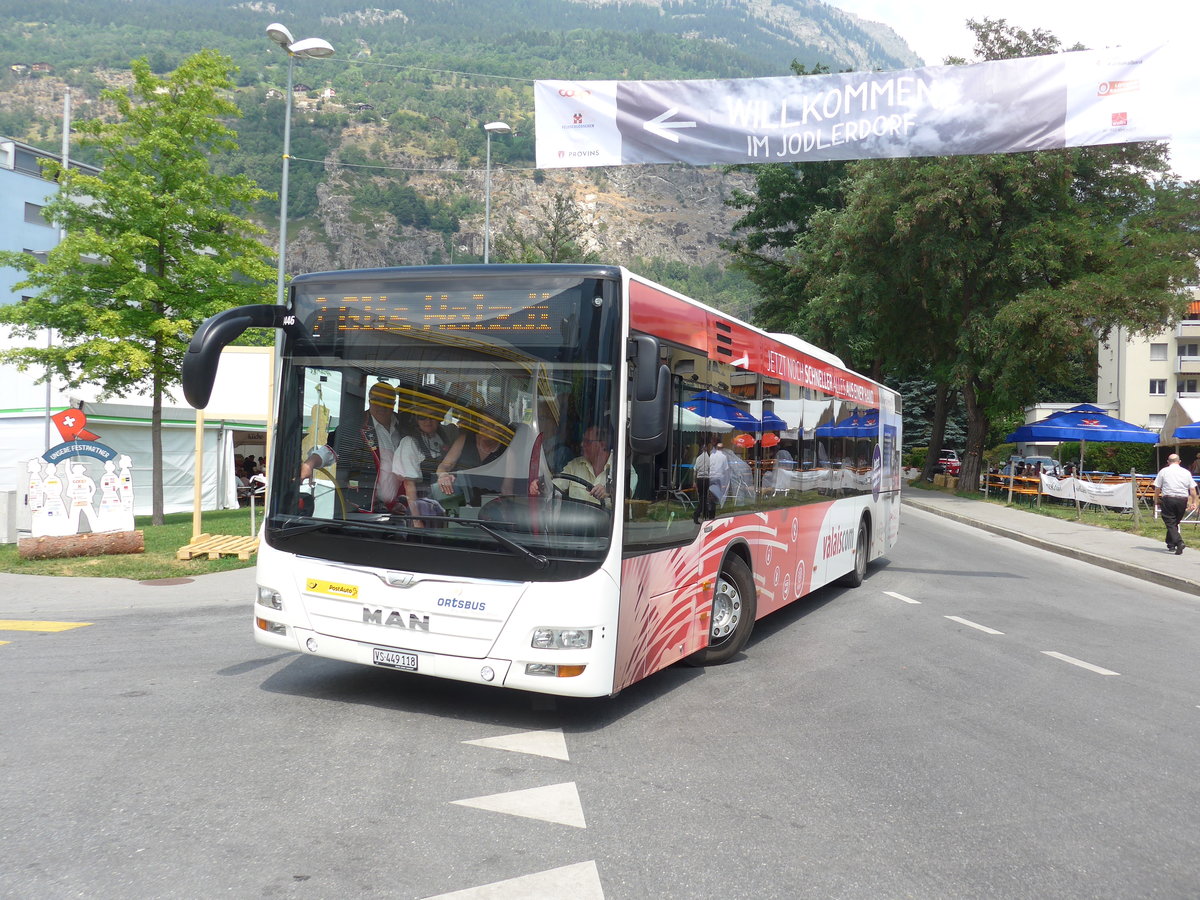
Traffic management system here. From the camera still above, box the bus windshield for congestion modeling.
[263,267,622,582]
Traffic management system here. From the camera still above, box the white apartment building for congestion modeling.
[1096,285,1200,433]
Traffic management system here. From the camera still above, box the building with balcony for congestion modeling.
[1096,286,1200,434]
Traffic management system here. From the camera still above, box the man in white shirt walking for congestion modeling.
[1153,453,1198,555]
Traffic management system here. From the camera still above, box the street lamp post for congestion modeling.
[266,23,333,306]
[483,121,511,264]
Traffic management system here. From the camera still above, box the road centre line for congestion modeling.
[1042,651,1120,676]
[944,615,1004,635]
[883,591,920,604]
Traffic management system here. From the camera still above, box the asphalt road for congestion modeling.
[3,506,1199,899]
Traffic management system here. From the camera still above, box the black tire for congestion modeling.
[688,554,756,665]
[837,519,870,587]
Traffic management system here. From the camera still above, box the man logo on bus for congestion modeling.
[363,608,431,631]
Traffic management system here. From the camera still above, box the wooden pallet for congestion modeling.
[176,533,259,561]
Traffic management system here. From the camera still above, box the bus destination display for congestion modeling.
[304,291,560,337]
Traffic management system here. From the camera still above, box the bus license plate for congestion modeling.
[372,648,418,671]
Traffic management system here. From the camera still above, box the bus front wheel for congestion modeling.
[688,554,756,665]
[837,519,870,587]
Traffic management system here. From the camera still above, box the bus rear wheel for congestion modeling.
[688,554,756,665]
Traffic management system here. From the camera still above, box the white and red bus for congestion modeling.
[183,264,901,697]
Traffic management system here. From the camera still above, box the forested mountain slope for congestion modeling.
[0,0,919,300]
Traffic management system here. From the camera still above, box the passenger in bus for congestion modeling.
[394,410,451,527]
[361,381,404,510]
[299,430,338,517]
[538,397,574,472]
[435,428,506,505]
[301,435,336,481]
[555,426,637,507]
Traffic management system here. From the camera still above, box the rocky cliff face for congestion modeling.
[288,134,755,272]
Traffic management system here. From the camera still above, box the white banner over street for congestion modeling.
[535,45,1173,169]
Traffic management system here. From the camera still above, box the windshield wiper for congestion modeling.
[272,514,549,569]
[377,514,550,569]
[271,516,404,540]
[461,519,550,569]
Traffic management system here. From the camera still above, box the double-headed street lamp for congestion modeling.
[482,121,511,264]
[266,23,333,306]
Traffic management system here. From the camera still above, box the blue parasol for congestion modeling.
[815,409,879,440]
[1173,422,1200,440]
[681,391,760,430]
[756,408,789,432]
[1005,404,1158,445]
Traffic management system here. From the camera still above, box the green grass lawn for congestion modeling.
[912,479,1166,541]
[0,507,259,580]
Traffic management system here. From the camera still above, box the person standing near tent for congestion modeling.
[1153,453,1198,555]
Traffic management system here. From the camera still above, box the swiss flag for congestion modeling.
[51,408,100,443]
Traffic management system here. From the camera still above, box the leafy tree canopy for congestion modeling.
[0,50,276,521]
[726,20,1200,489]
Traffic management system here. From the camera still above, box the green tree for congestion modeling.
[797,141,1198,489]
[735,20,1200,490]
[0,51,275,524]
[493,190,600,263]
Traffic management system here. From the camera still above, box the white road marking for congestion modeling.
[451,782,587,828]
[1042,651,1120,676]
[463,728,570,761]
[421,860,604,899]
[883,591,920,604]
[944,615,1004,635]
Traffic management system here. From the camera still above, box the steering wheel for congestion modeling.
[551,472,605,504]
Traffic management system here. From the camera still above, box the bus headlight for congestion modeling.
[257,585,283,610]
[531,628,593,650]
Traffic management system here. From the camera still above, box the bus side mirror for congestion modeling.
[183,304,289,408]
[629,335,670,456]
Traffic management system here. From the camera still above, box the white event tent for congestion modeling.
[0,345,271,527]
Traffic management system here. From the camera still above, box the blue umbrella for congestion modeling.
[682,391,760,430]
[1174,423,1200,440]
[815,409,879,439]
[1005,404,1158,445]
[757,408,789,432]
